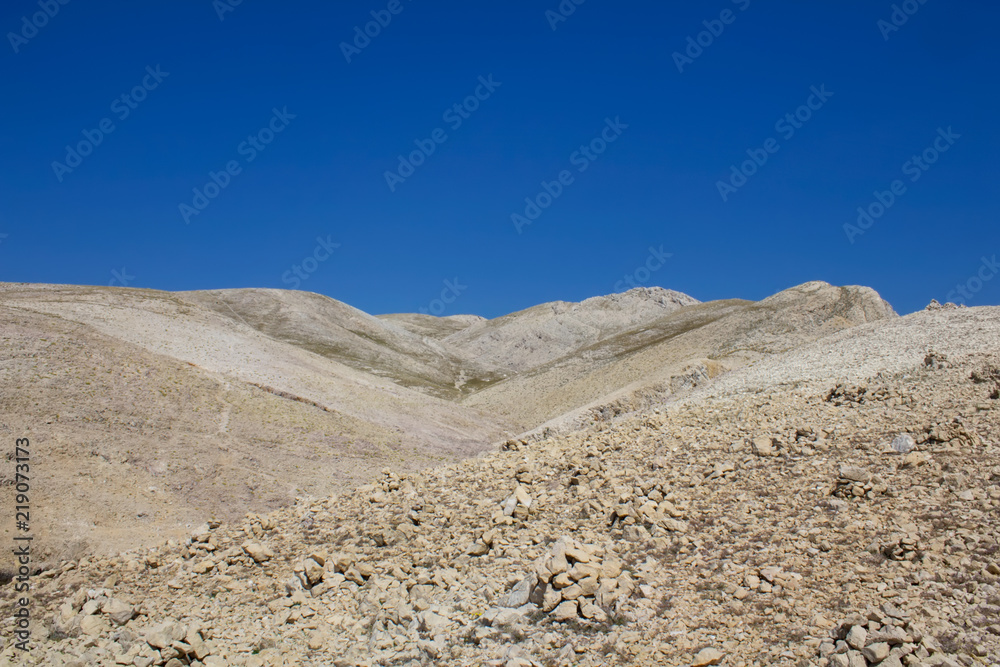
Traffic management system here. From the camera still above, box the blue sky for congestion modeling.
[1,0,997,317]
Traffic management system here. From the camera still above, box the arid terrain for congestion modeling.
[0,280,892,563]
[1,282,998,666]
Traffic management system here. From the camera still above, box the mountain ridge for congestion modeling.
[0,280,895,564]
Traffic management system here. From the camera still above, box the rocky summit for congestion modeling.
[1,283,999,666]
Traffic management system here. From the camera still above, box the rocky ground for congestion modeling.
[0,281,897,564]
[3,329,998,666]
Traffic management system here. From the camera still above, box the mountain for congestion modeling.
[461,282,897,430]
[441,287,700,373]
[0,280,893,565]
[2,286,998,666]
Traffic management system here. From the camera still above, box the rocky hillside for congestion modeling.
[0,281,894,568]
[0,285,511,563]
[1,302,997,666]
[442,287,701,373]
[181,289,501,400]
[462,282,897,430]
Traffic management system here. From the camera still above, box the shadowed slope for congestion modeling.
[462,282,897,429]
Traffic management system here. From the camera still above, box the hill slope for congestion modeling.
[443,286,700,372]
[0,284,511,561]
[181,289,503,400]
[4,303,997,666]
[0,280,895,565]
[463,282,897,430]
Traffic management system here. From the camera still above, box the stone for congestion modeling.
[552,572,573,588]
[303,557,324,585]
[559,583,584,600]
[623,525,646,541]
[514,485,532,508]
[541,587,562,612]
[752,437,775,457]
[145,621,185,649]
[881,602,909,621]
[902,452,929,468]
[840,466,871,484]
[871,626,908,645]
[418,611,451,633]
[829,655,850,667]
[500,574,537,608]
[483,605,532,627]
[468,541,490,556]
[579,602,605,621]
[551,600,579,621]
[692,647,724,666]
[846,625,867,650]
[563,545,592,564]
[891,434,915,453]
[661,518,688,533]
[243,542,273,563]
[548,557,568,579]
[102,598,136,626]
[189,638,210,660]
[600,557,623,579]
[79,614,108,637]
[846,650,867,667]
[192,559,215,575]
[862,642,890,662]
[567,562,598,581]
[576,576,600,597]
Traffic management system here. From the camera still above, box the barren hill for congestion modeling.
[463,282,897,430]
[0,284,511,564]
[1,280,894,568]
[375,313,486,342]
[180,288,503,400]
[442,286,701,373]
[2,296,997,666]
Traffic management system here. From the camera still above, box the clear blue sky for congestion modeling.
[1,1,998,317]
